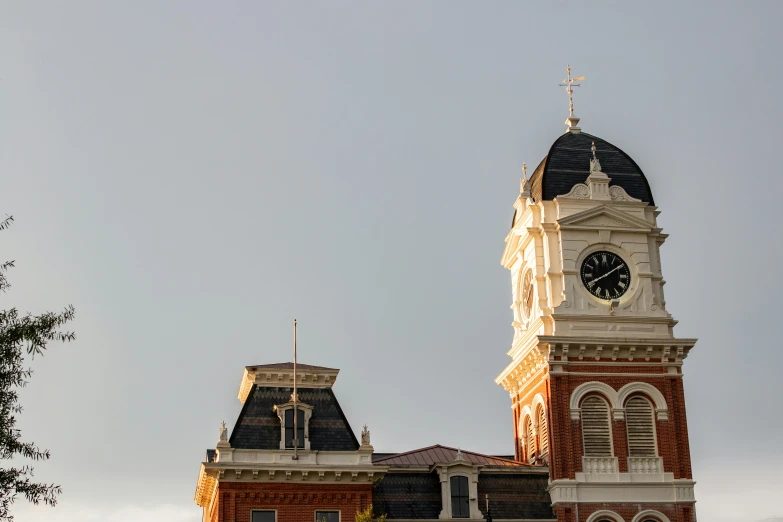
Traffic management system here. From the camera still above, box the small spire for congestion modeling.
[454,447,465,461]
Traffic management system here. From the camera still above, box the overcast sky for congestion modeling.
[2,2,782,522]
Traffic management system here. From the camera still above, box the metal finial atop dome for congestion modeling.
[559,64,585,133]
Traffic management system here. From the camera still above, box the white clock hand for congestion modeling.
[588,264,625,286]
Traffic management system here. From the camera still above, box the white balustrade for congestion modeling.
[582,456,618,474]
[628,456,663,474]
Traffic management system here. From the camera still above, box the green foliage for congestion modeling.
[355,505,386,522]
[0,216,75,520]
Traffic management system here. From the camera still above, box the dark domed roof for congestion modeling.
[529,131,654,205]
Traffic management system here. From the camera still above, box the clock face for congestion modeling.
[580,251,631,300]
[521,270,534,319]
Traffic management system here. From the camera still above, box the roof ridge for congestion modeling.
[372,444,443,460]
[372,444,525,466]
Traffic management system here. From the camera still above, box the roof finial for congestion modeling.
[590,141,602,173]
[520,163,531,199]
[559,64,585,133]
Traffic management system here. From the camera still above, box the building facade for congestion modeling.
[195,114,698,522]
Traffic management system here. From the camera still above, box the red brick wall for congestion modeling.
[548,363,693,480]
[210,482,372,522]
[553,502,695,522]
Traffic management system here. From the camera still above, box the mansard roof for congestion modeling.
[529,131,654,204]
[372,444,529,467]
[228,385,359,451]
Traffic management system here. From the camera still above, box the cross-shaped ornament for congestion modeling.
[558,64,585,117]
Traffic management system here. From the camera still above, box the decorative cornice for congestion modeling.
[238,366,340,403]
[201,463,386,485]
[497,337,697,393]
[194,464,218,507]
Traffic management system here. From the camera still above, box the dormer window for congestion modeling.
[274,401,313,451]
[285,408,305,449]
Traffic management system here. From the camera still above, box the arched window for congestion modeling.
[525,416,536,463]
[537,405,549,457]
[581,396,612,456]
[626,396,657,457]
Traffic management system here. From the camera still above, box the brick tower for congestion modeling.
[495,112,698,522]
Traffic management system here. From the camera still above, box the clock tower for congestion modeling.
[496,109,698,521]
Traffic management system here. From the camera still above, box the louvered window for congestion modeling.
[626,397,657,457]
[525,417,536,462]
[537,406,549,456]
[581,396,612,456]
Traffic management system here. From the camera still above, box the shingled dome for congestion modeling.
[529,131,654,204]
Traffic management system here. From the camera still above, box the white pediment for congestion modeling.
[557,205,652,231]
[500,230,520,268]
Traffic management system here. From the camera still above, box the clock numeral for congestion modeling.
[601,254,607,266]
[620,273,628,279]
[596,286,602,295]
[604,289,611,299]
[618,281,627,289]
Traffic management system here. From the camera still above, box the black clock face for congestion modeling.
[580,251,631,300]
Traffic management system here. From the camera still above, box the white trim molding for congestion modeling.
[618,382,669,421]
[586,510,624,522]
[531,393,547,422]
[548,478,696,506]
[433,459,483,520]
[273,402,314,451]
[569,381,669,421]
[631,510,671,522]
[569,381,619,420]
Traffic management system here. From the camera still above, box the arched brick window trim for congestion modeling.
[586,510,625,522]
[531,393,548,461]
[570,382,619,421]
[518,405,533,462]
[617,382,669,421]
[631,510,671,522]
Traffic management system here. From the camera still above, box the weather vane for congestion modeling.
[558,64,585,117]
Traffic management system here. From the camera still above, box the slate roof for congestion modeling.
[477,474,555,519]
[372,445,529,467]
[245,362,337,371]
[228,386,359,451]
[371,458,554,519]
[373,473,442,519]
[529,131,654,204]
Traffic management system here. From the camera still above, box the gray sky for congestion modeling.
[2,2,782,521]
